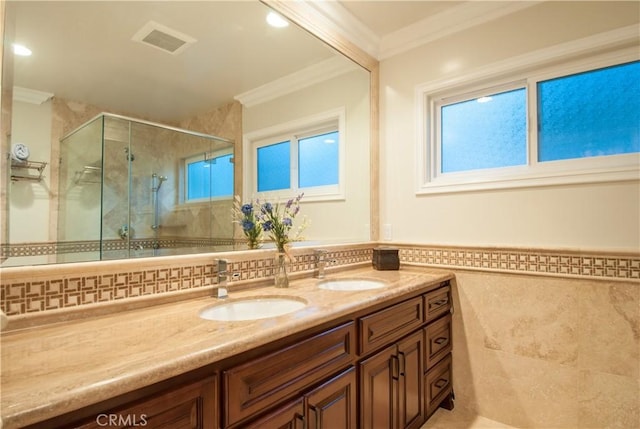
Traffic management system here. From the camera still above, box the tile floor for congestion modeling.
[421,408,517,429]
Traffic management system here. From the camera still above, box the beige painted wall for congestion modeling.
[243,68,371,242]
[379,1,640,252]
[9,99,52,244]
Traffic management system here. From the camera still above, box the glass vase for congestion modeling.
[274,251,289,288]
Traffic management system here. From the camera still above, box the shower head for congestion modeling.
[152,173,168,191]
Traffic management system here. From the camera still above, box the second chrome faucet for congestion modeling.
[215,259,229,299]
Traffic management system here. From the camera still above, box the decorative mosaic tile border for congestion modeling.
[1,237,236,258]
[397,245,640,280]
[1,243,637,317]
[0,247,373,316]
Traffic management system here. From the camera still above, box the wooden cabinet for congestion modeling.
[245,368,357,429]
[30,280,452,429]
[71,376,217,429]
[424,313,452,370]
[425,354,453,418]
[222,322,355,427]
[360,281,453,429]
[360,330,423,429]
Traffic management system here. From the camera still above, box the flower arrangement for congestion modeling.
[233,196,263,249]
[256,193,306,253]
[233,193,306,252]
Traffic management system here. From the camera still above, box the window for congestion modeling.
[418,41,640,194]
[537,61,640,162]
[440,86,527,173]
[184,152,234,202]
[246,109,345,201]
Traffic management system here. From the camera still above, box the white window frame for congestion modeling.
[243,108,346,202]
[416,26,640,195]
[182,148,234,204]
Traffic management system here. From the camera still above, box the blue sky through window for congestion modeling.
[298,131,339,188]
[537,61,640,162]
[187,154,233,200]
[257,141,290,191]
[441,88,527,173]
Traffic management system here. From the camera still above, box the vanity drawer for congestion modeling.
[223,321,356,427]
[424,354,452,418]
[359,296,423,355]
[424,284,451,322]
[424,313,452,370]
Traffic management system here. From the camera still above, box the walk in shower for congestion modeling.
[57,113,235,262]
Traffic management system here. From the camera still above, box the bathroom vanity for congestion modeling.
[0,267,454,429]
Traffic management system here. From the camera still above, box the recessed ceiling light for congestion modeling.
[266,11,289,28]
[477,96,492,103]
[13,44,32,56]
[324,139,336,144]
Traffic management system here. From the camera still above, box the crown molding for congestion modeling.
[303,0,380,60]
[234,56,358,107]
[13,86,54,105]
[379,1,541,60]
[297,1,542,61]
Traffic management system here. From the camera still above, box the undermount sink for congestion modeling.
[199,297,307,322]
[318,278,386,291]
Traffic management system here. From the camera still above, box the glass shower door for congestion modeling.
[57,116,104,263]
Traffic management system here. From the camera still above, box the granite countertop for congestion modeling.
[0,266,453,429]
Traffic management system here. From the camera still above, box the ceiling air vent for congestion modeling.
[132,21,196,55]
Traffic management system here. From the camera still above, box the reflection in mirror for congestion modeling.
[1,0,371,267]
[57,114,235,264]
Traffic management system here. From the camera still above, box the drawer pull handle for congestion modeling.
[431,298,448,307]
[434,378,449,389]
[398,351,406,376]
[294,413,305,429]
[434,337,448,345]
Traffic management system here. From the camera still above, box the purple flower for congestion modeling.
[285,199,293,209]
[262,202,273,214]
[241,204,253,216]
[241,220,255,232]
[283,218,292,227]
[262,220,273,231]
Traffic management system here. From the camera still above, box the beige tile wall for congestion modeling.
[447,271,639,429]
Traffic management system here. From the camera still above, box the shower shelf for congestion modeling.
[10,159,48,182]
[74,165,102,184]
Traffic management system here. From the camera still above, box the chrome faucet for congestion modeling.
[215,259,229,299]
[314,249,328,279]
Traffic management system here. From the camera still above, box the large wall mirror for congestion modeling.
[0,0,373,267]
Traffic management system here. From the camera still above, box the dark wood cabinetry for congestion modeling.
[223,322,355,427]
[34,280,453,429]
[360,330,423,429]
[71,376,217,429]
[244,367,357,429]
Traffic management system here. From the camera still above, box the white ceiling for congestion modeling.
[4,1,538,124]
[340,1,465,37]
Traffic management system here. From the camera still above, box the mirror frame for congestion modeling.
[0,0,380,266]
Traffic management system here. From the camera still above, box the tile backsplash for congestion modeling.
[1,243,638,317]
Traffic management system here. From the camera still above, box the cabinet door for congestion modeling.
[360,344,398,429]
[73,376,217,429]
[306,367,357,429]
[223,322,355,427]
[243,398,305,429]
[396,331,424,429]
